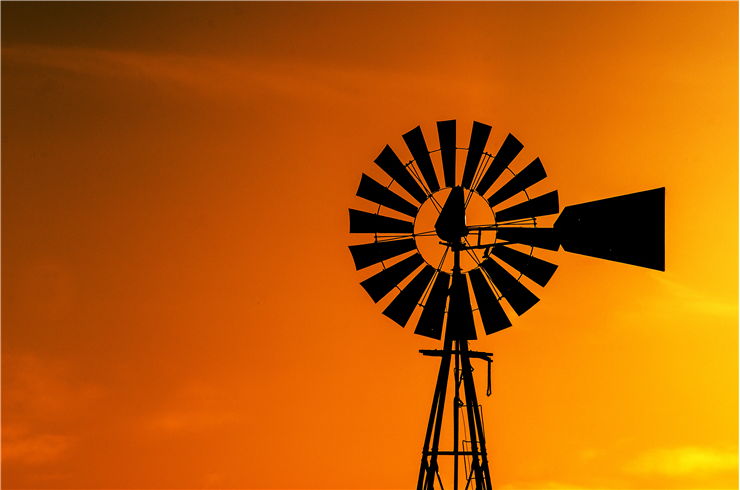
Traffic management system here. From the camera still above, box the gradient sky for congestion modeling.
[2,2,737,489]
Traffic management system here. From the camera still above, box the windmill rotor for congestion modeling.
[351,120,558,341]
[349,120,665,341]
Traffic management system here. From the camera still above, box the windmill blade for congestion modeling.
[491,244,558,287]
[374,145,428,203]
[468,268,512,335]
[357,174,419,218]
[461,121,492,189]
[437,120,457,187]
[475,134,524,195]
[349,209,414,234]
[496,227,560,251]
[487,158,547,207]
[415,272,451,340]
[495,191,559,222]
[403,126,440,193]
[360,253,424,302]
[349,239,417,270]
[480,257,539,315]
[446,273,477,340]
[554,187,665,271]
[383,265,436,327]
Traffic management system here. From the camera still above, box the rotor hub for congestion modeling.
[414,187,496,274]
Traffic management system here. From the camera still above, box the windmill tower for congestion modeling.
[348,120,665,489]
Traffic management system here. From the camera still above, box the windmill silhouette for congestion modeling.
[348,120,665,489]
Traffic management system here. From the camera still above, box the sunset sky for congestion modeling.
[2,2,737,489]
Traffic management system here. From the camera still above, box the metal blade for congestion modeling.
[349,209,414,234]
[357,174,419,218]
[491,244,558,287]
[446,273,477,340]
[415,272,451,340]
[468,268,512,335]
[403,126,440,193]
[360,252,424,302]
[495,191,559,222]
[461,121,492,189]
[496,227,560,251]
[374,145,428,203]
[475,134,524,195]
[348,239,417,270]
[437,120,456,187]
[554,187,665,271]
[487,158,547,207]
[480,257,539,315]
[383,265,436,327]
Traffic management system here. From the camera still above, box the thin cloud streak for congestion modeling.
[500,483,592,490]
[651,275,737,317]
[625,446,738,477]
[2,44,463,106]
[3,431,71,465]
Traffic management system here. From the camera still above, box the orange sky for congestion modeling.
[2,2,737,489]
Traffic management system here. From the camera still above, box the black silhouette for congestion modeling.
[348,120,665,490]
[555,188,665,271]
[435,186,468,243]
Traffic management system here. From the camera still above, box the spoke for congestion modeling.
[467,219,536,231]
[404,159,445,215]
[438,246,450,270]
[428,192,443,213]
[420,245,451,305]
[406,161,436,203]
[373,229,439,243]
[465,153,491,208]
[496,220,537,227]
[461,236,484,267]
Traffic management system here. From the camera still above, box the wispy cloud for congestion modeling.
[3,43,340,101]
[147,379,240,433]
[625,446,738,477]
[149,407,239,432]
[2,43,442,105]
[3,430,71,465]
[648,275,737,318]
[4,353,102,419]
[500,482,592,490]
[3,42,488,113]
[2,353,104,467]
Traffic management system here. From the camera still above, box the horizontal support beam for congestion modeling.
[423,450,487,456]
[419,349,493,360]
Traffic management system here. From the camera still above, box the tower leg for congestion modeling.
[460,341,492,490]
[453,340,461,490]
[417,336,453,490]
[459,342,484,488]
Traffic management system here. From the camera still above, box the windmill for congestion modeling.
[348,120,665,490]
